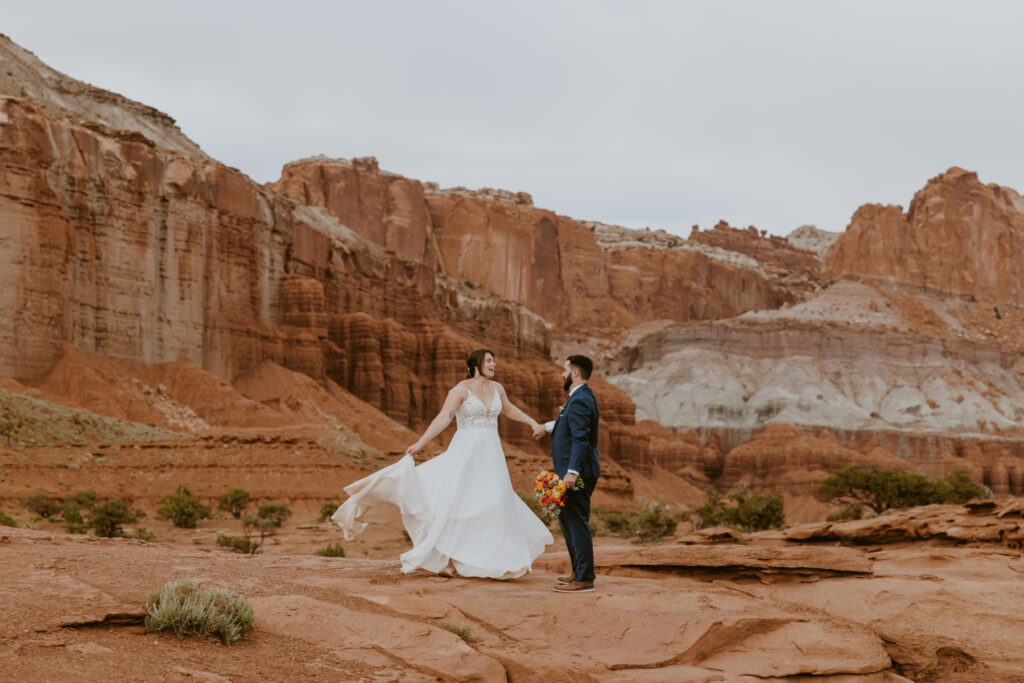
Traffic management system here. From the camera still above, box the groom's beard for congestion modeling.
[563,376,572,392]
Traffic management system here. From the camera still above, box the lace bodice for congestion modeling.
[456,389,500,430]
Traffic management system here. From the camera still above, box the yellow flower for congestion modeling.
[555,483,566,494]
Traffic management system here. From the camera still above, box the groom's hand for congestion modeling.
[563,472,578,488]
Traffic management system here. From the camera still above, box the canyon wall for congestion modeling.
[822,167,1024,307]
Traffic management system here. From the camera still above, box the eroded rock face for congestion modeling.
[823,167,1024,307]
[271,158,799,339]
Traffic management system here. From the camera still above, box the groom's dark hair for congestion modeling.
[566,354,593,380]
[466,348,495,378]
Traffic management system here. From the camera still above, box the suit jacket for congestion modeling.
[550,384,600,481]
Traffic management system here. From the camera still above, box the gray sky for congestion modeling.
[3,1,1024,236]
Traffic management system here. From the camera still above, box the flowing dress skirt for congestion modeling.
[331,426,553,579]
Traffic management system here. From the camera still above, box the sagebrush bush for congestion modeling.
[134,526,157,542]
[88,499,143,537]
[217,488,250,519]
[316,543,345,557]
[21,491,63,518]
[216,534,259,554]
[145,579,254,645]
[256,502,292,527]
[696,483,785,532]
[317,501,340,523]
[157,486,212,528]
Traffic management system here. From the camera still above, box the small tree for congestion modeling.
[21,491,63,518]
[241,502,293,546]
[63,503,89,534]
[819,465,985,515]
[157,486,212,528]
[66,489,99,510]
[0,510,18,527]
[217,488,251,519]
[88,499,142,538]
[696,483,785,532]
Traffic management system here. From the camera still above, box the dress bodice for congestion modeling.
[456,389,500,430]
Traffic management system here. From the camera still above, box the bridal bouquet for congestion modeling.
[534,470,584,516]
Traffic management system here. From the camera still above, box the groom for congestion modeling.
[540,354,600,593]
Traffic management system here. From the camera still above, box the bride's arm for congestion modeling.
[404,386,466,457]
[496,384,544,436]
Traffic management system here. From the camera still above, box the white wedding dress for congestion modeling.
[331,390,554,579]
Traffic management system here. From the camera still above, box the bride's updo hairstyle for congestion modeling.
[466,348,495,378]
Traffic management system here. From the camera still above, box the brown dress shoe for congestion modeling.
[553,580,595,593]
[556,575,573,585]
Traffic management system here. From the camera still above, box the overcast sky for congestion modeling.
[3,1,1024,236]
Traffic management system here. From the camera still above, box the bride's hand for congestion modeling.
[404,443,421,457]
[530,421,545,440]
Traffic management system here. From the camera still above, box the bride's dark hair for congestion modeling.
[466,348,495,378]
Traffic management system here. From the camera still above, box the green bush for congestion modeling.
[65,489,98,510]
[88,499,143,538]
[217,488,250,519]
[595,500,690,542]
[0,510,18,527]
[316,543,346,557]
[239,501,294,546]
[317,501,340,523]
[256,502,292,527]
[145,579,254,645]
[696,483,785,532]
[217,534,260,554]
[819,465,988,515]
[21,491,63,518]
[63,503,89,534]
[134,527,157,542]
[157,486,212,528]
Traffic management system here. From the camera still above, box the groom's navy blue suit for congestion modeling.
[551,383,600,583]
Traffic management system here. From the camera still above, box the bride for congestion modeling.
[331,348,554,579]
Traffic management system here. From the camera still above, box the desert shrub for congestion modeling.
[826,502,865,522]
[88,499,143,538]
[65,489,98,510]
[633,500,691,542]
[62,503,89,534]
[256,502,292,527]
[21,491,63,518]
[0,510,18,527]
[819,465,987,515]
[157,486,212,528]
[316,543,346,557]
[696,483,785,532]
[134,526,157,542]
[240,501,293,546]
[217,534,259,554]
[217,488,250,519]
[0,419,17,445]
[317,501,340,523]
[940,469,989,504]
[145,579,254,645]
[442,622,473,641]
[595,500,690,542]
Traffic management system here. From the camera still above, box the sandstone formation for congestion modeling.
[689,220,821,281]
[4,522,1023,681]
[823,167,1024,307]
[271,158,801,341]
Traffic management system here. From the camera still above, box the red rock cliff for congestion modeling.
[823,167,1024,306]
